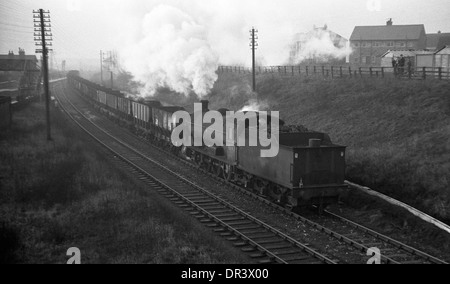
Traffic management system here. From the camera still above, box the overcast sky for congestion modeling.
[1,0,450,70]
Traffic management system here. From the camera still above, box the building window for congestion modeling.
[407,42,414,48]
[387,41,394,47]
[362,57,366,64]
[354,57,359,63]
[352,42,359,48]
[372,56,376,64]
[373,42,381,47]
[361,42,371,47]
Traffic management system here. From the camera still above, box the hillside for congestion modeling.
[208,73,450,221]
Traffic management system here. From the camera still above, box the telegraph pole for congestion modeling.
[100,50,104,85]
[34,9,53,141]
[109,51,113,89]
[249,27,258,92]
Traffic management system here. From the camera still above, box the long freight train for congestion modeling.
[66,70,347,208]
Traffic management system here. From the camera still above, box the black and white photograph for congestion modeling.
[1,0,449,269]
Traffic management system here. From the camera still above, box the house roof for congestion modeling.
[426,33,450,49]
[350,25,425,41]
[436,36,450,50]
[0,54,38,61]
[381,49,434,58]
[435,45,450,54]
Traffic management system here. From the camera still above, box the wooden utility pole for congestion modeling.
[250,27,258,92]
[100,50,104,85]
[34,9,52,141]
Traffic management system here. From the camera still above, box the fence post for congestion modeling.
[314,66,317,75]
[422,67,426,79]
[349,66,352,77]
[381,67,384,78]
[438,67,442,80]
[340,66,343,78]
[359,67,362,78]
[306,66,309,76]
[369,67,373,77]
[291,66,294,76]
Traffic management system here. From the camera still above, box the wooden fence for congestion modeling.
[218,65,450,80]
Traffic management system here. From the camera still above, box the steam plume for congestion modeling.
[121,4,219,98]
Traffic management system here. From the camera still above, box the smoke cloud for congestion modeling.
[290,27,352,64]
[239,99,270,112]
[120,4,219,98]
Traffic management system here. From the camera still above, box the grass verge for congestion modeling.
[0,102,246,264]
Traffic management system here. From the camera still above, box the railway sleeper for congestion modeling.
[226,236,240,241]
[385,254,411,259]
[399,260,424,264]
[198,205,226,210]
[193,201,218,206]
[239,228,268,235]
[263,243,294,250]
[213,213,240,219]
[273,249,303,256]
[252,238,285,245]
[207,209,234,215]
[250,252,266,259]
[278,254,311,262]
[258,258,275,264]
[241,246,257,253]
[245,232,275,239]
[219,216,246,222]
[226,220,253,226]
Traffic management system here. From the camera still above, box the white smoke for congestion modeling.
[239,99,270,112]
[290,27,352,64]
[121,4,219,98]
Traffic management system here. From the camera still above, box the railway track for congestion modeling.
[53,81,337,264]
[55,81,448,264]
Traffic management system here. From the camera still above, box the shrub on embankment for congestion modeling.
[209,73,450,221]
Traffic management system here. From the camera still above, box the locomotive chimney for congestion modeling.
[200,100,209,112]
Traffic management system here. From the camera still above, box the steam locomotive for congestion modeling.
[66,70,347,208]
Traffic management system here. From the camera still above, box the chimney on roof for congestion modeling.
[387,18,393,26]
[438,30,441,34]
[18,48,25,56]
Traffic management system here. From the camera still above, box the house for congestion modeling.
[349,19,427,66]
[288,25,349,65]
[0,48,39,72]
[426,32,450,51]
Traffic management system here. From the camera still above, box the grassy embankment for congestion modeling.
[0,102,246,264]
[208,73,450,222]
